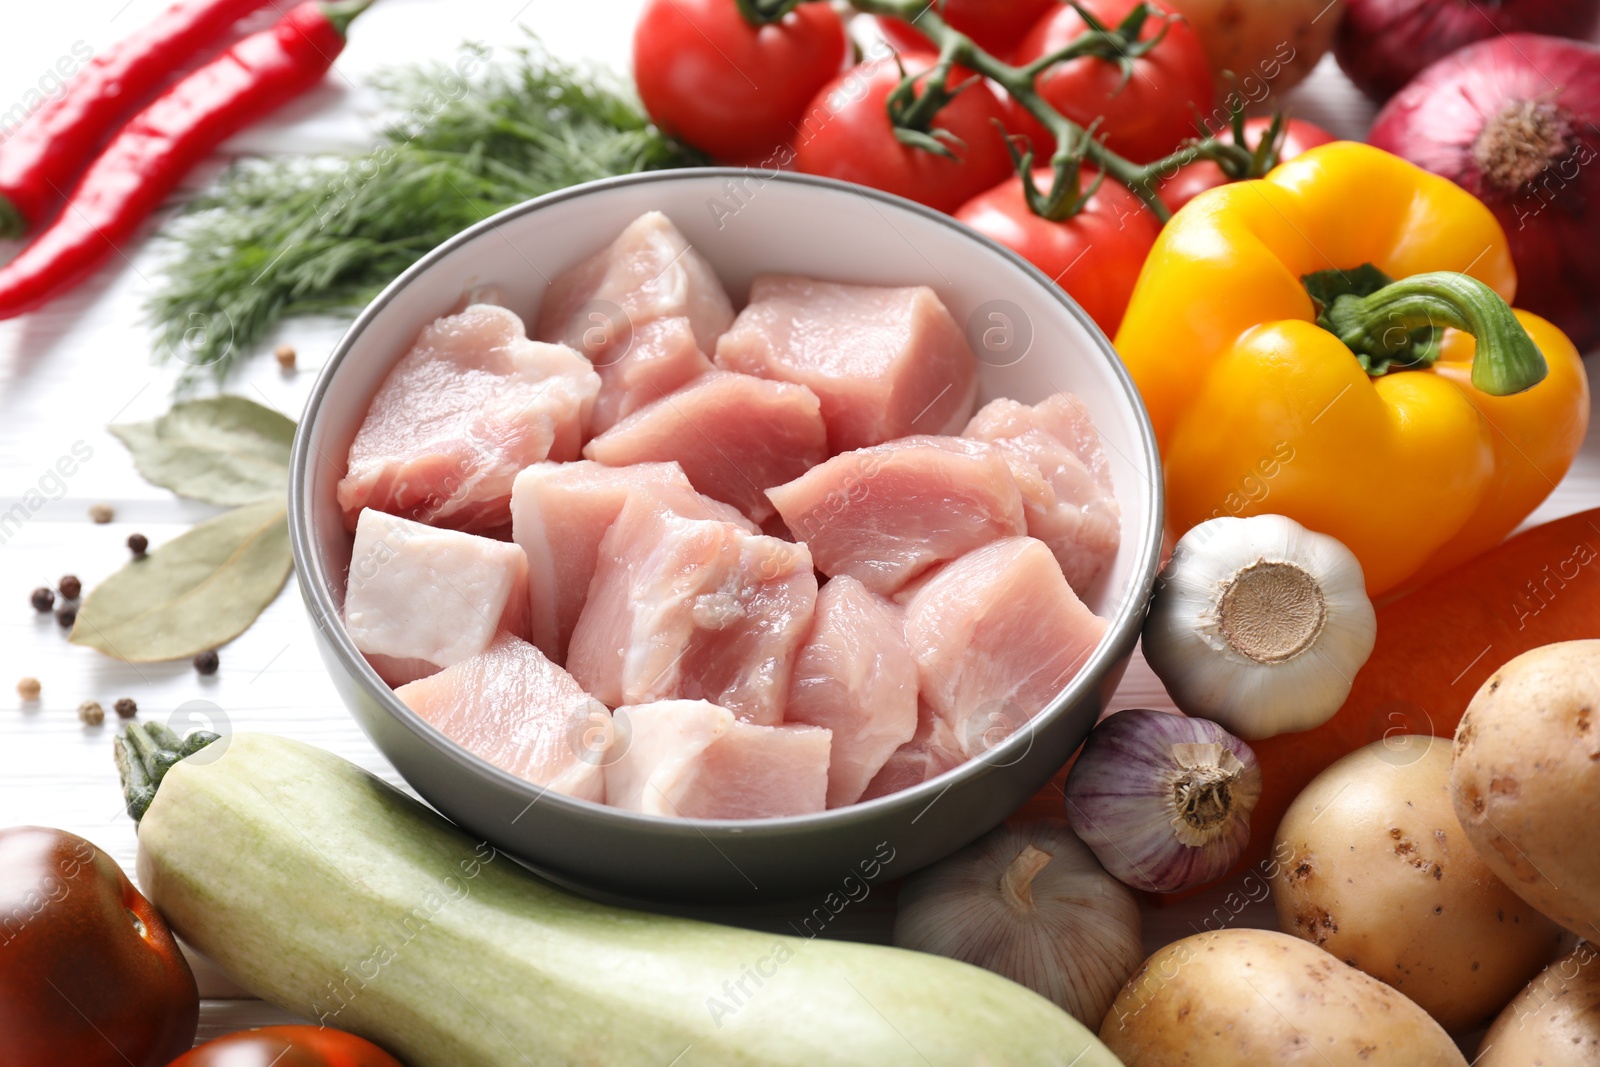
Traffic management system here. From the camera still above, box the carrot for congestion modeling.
[1224,506,1600,883]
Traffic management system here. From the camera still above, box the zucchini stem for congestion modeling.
[115,722,219,822]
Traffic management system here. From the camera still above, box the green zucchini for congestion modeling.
[133,732,1121,1066]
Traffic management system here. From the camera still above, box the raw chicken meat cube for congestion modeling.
[714,274,979,453]
[589,316,716,434]
[964,393,1120,595]
[536,211,734,362]
[765,435,1026,596]
[787,576,919,808]
[344,508,531,687]
[903,537,1107,758]
[604,700,830,819]
[859,702,966,802]
[567,497,817,724]
[583,371,827,524]
[336,304,599,533]
[395,634,608,802]
[511,460,754,663]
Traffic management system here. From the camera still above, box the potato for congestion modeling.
[1452,641,1600,938]
[1271,735,1562,1032]
[1162,0,1341,98]
[1477,944,1600,1066]
[1100,928,1465,1066]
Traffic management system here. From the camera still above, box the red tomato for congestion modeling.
[1155,117,1335,213]
[168,1026,405,1066]
[876,0,1060,60]
[0,827,198,1067]
[1012,0,1214,163]
[167,1023,406,1067]
[956,169,1161,336]
[792,54,1016,213]
[633,0,848,162]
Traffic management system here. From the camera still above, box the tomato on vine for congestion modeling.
[1012,0,1214,163]
[876,0,1059,61]
[633,0,848,162]
[1156,117,1334,212]
[956,168,1162,336]
[792,53,1016,213]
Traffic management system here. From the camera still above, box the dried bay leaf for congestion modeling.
[111,396,294,506]
[70,499,292,662]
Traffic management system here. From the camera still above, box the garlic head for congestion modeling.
[1142,514,1377,739]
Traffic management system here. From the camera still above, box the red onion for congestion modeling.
[1370,34,1600,352]
[1336,0,1600,102]
[1063,708,1261,894]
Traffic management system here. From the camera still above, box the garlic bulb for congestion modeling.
[893,820,1144,1027]
[1142,514,1377,739]
[1064,708,1262,894]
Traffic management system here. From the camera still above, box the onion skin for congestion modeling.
[1063,709,1261,894]
[1369,34,1600,352]
[1336,0,1600,102]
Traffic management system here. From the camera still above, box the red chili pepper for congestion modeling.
[0,0,372,320]
[0,0,276,238]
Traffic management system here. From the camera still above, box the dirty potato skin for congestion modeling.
[1477,944,1600,1066]
[1099,928,1465,1066]
[1271,735,1562,1032]
[1452,641,1600,939]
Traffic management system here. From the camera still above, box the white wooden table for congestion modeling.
[2,0,1596,1047]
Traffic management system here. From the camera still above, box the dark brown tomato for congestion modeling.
[0,826,198,1066]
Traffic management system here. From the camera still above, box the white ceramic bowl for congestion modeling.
[289,169,1163,905]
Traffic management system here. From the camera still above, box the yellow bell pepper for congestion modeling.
[1116,142,1589,596]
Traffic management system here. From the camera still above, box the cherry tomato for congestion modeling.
[792,54,1016,213]
[1012,0,1214,163]
[0,826,198,1067]
[168,1025,406,1066]
[876,0,1059,61]
[956,169,1162,336]
[1155,117,1335,213]
[633,0,848,162]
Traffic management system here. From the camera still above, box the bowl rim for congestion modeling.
[288,166,1164,841]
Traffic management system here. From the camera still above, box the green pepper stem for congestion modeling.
[0,195,25,240]
[1322,271,1547,396]
[319,0,376,38]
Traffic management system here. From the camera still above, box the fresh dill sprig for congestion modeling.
[150,41,700,386]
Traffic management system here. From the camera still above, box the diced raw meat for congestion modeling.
[343,508,530,687]
[903,537,1107,758]
[765,435,1026,596]
[394,634,608,802]
[859,702,965,802]
[604,700,830,819]
[589,317,716,434]
[536,211,734,361]
[337,304,599,533]
[510,460,754,663]
[714,274,979,453]
[964,393,1120,595]
[583,371,827,524]
[787,577,919,807]
[567,497,817,724]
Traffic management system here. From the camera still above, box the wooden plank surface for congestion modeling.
[2,0,1595,1043]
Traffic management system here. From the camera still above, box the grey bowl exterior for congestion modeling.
[288,168,1163,906]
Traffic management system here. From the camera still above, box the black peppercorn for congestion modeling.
[55,603,76,629]
[29,587,54,612]
[127,533,148,558]
[193,649,219,675]
[113,697,137,719]
[58,575,81,600]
